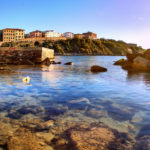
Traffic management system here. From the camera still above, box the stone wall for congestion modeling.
[17,37,67,42]
[0,47,54,65]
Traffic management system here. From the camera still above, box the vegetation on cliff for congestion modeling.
[1,38,144,55]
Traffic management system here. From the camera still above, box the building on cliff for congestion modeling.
[2,28,25,42]
[29,30,43,38]
[74,34,85,38]
[83,32,97,39]
[63,32,74,38]
[43,30,62,38]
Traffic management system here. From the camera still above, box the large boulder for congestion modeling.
[126,53,143,62]
[91,65,107,72]
[132,56,150,71]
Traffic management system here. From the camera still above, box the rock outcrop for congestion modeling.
[114,49,150,72]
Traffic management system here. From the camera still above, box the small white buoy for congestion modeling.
[22,76,30,83]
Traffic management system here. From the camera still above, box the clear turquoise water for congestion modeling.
[0,56,150,137]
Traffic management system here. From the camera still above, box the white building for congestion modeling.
[44,30,62,38]
[63,32,74,38]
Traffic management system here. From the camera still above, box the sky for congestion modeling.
[0,0,150,49]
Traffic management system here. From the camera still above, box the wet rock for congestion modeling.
[91,65,107,73]
[64,62,74,65]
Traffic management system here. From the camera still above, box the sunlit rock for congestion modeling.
[132,56,150,71]
[114,59,126,65]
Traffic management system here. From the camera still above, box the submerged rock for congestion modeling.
[36,120,54,131]
[70,127,115,150]
[7,128,43,150]
[68,124,134,150]
[134,136,150,150]
[91,65,107,73]
[69,98,90,104]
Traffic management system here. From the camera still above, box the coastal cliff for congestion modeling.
[1,38,144,56]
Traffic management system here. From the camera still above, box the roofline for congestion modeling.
[3,28,25,31]
[29,30,42,33]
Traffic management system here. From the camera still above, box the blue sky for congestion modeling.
[0,0,150,48]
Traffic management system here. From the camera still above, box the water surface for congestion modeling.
[0,56,150,137]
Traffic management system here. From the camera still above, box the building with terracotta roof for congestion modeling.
[83,32,97,39]
[74,34,85,38]
[2,28,25,42]
[29,30,43,38]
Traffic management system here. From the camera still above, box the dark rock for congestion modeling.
[91,65,107,72]
[64,62,73,65]
[42,58,51,66]
[51,61,61,64]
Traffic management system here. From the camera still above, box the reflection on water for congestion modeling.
[0,56,150,138]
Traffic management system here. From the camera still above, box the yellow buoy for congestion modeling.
[22,76,30,83]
